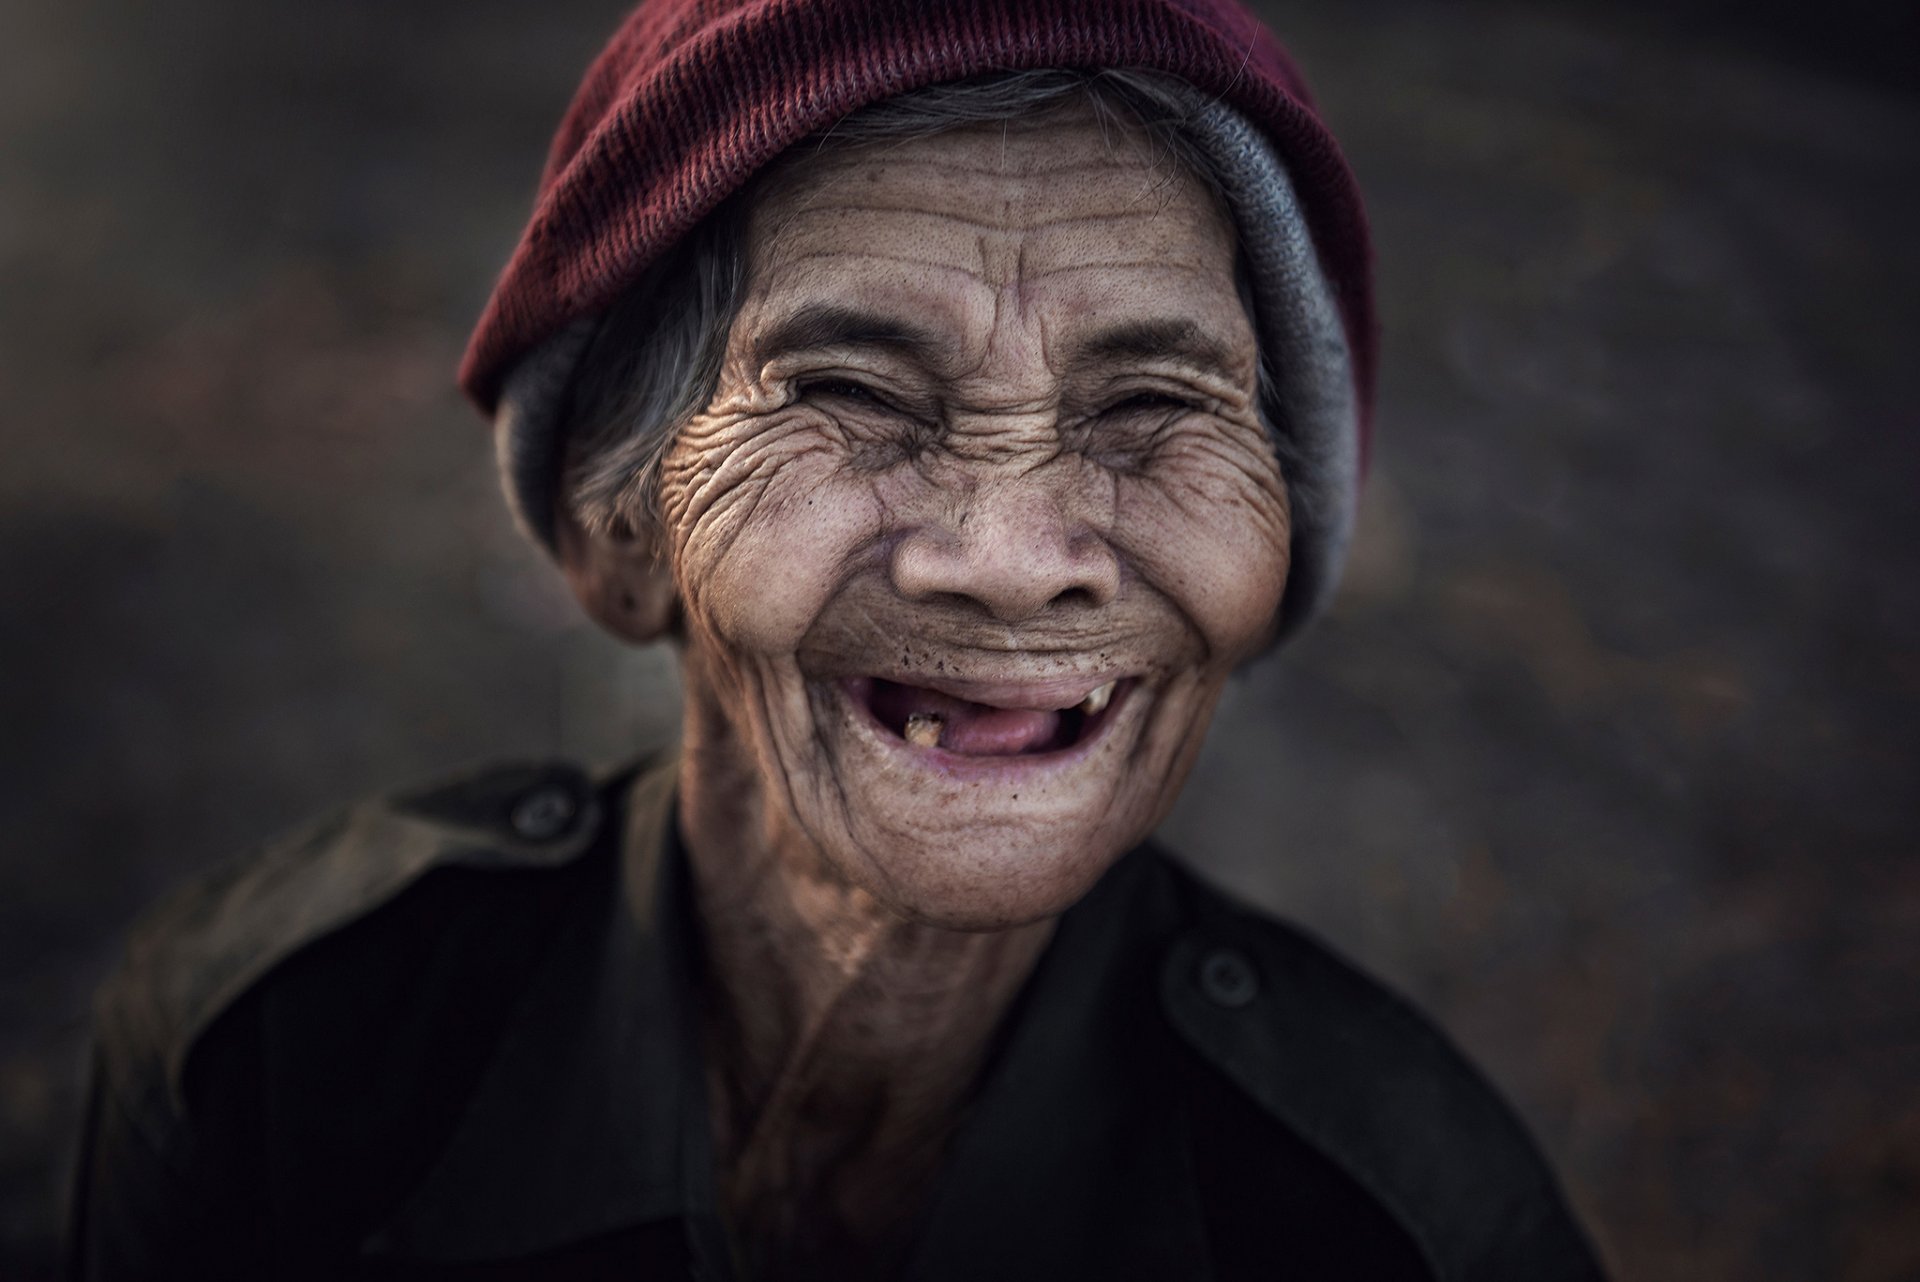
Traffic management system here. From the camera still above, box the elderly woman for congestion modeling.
[70,1,1605,1279]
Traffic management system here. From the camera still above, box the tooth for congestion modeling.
[905,713,944,748]
[1078,681,1115,716]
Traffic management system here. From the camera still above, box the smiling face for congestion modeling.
[637,103,1291,930]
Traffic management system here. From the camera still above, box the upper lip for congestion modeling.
[852,672,1128,712]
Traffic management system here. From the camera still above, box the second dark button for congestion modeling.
[1198,947,1259,1009]
[510,784,579,841]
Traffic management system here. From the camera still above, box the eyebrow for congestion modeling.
[1075,318,1246,383]
[750,303,944,367]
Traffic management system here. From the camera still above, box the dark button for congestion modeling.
[1198,947,1259,1009]
[509,783,578,841]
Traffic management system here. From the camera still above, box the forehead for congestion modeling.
[740,104,1245,350]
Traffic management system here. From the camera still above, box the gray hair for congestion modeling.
[559,68,1283,540]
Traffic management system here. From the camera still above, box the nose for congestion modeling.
[889,474,1121,622]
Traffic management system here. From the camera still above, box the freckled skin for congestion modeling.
[568,104,1291,1275]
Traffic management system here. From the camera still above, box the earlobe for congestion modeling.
[554,507,679,644]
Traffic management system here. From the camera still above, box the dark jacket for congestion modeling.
[70,754,1606,1280]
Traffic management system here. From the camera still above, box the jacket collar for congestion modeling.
[366,756,708,1262]
[367,754,1210,1276]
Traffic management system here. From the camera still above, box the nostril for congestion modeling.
[892,541,1118,619]
[1049,584,1101,611]
[890,496,1119,619]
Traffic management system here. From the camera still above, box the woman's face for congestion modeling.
[654,103,1290,930]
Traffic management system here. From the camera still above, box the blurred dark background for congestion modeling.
[4,0,1916,1277]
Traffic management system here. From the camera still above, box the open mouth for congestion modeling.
[847,676,1128,757]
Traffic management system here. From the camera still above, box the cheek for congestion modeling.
[661,411,880,656]
[1115,426,1292,661]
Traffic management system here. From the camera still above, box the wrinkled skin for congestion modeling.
[561,102,1290,1276]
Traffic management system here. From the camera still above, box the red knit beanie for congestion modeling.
[463,0,1376,632]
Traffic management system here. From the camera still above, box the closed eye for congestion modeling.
[799,378,893,410]
[795,376,936,467]
[1104,391,1197,417]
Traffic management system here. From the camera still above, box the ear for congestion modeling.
[553,505,679,644]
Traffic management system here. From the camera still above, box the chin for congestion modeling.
[842,818,1138,931]
[788,671,1179,931]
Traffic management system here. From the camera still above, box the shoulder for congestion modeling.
[1151,853,1607,1281]
[92,758,629,1115]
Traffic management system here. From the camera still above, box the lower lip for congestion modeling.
[836,678,1136,780]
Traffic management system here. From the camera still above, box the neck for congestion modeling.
[673,673,1054,1267]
